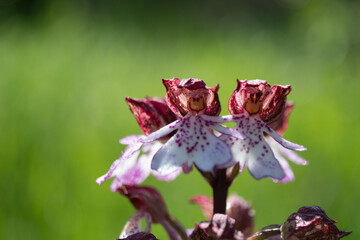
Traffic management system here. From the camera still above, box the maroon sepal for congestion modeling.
[228,80,291,125]
[163,78,221,117]
[118,185,169,223]
[126,97,177,136]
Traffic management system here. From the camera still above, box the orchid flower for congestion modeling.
[225,79,307,181]
[96,97,181,190]
[139,78,246,175]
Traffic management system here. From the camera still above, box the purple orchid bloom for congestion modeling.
[96,97,181,190]
[225,79,307,181]
[139,78,246,175]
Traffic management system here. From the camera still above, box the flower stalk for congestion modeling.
[212,168,229,214]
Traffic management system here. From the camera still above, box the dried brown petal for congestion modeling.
[189,214,245,240]
[281,206,351,240]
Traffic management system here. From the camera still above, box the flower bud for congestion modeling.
[228,80,291,125]
[126,97,177,136]
[226,195,255,237]
[118,186,169,223]
[281,206,351,240]
[190,194,255,237]
[247,224,282,240]
[189,214,245,240]
[163,78,221,117]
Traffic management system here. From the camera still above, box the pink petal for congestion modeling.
[140,119,181,143]
[120,135,141,145]
[96,149,140,185]
[211,123,247,140]
[223,115,287,180]
[271,149,295,183]
[264,127,307,151]
[279,146,308,165]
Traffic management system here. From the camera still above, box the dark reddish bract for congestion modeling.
[118,186,169,223]
[163,78,221,117]
[126,97,177,136]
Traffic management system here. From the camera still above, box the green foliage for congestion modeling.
[0,1,359,239]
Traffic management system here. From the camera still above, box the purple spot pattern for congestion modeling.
[97,139,181,191]
[222,115,285,180]
[152,115,232,174]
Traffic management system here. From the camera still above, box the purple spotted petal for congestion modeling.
[211,123,247,140]
[110,150,152,191]
[151,115,232,174]
[96,147,140,186]
[120,135,141,145]
[266,137,308,183]
[140,120,181,143]
[199,114,247,139]
[271,146,294,183]
[279,145,308,165]
[245,141,285,180]
[264,127,306,151]
[149,143,182,181]
[97,140,182,191]
[222,115,285,180]
[223,114,307,180]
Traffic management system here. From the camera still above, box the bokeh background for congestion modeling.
[1,0,359,239]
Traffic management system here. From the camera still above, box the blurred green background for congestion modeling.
[1,0,359,239]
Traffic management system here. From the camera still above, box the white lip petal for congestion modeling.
[223,114,307,181]
[151,115,233,174]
